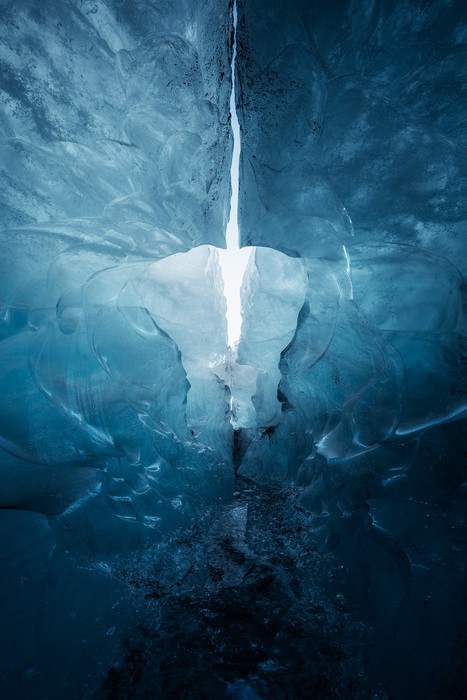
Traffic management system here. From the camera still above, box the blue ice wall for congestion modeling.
[0,2,236,696]
[235,0,466,485]
[0,0,234,513]
[235,1,466,696]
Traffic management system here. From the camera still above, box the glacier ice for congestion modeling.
[233,1,466,697]
[0,0,466,698]
[236,247,308,428]
[0,0,234,499]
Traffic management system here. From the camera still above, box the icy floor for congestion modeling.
[1,471,466,699]
[99,479,376,699]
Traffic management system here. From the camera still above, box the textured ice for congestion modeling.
[1,0,466,698]
[236,247,308,428]
[0,0,234,498]
[0,0,231,244]
[232,1,466,696]
[236,0,465,457]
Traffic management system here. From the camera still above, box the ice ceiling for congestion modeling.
[0,0,465,698]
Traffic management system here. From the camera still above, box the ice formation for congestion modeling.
[217,2,251,350]
[0,1,466,698]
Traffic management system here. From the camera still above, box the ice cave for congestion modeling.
[0,0,466,697]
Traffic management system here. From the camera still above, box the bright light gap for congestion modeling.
[218,0,252,349]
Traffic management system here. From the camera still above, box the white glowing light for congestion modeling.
[218,1,252,349]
